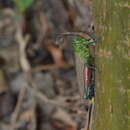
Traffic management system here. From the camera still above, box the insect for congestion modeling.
[56,31,96,130]
[56,32,96,102]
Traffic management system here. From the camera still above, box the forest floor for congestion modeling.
[0,0,95,130]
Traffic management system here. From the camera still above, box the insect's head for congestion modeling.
[55,32,96,47]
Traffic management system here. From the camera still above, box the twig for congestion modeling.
[11,87,26,130]
[30,63,73,72]
[29,87,68,107]
[30,93,37,130]
[83,101,94,130]
[11,20,31,130]
[15,26,30,73]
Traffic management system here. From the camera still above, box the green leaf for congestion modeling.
[14,0,33,13]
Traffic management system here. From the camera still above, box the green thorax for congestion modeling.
[72,36,94,65]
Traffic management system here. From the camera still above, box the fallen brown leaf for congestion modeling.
[46,41,66,67]
[53,120,77,130]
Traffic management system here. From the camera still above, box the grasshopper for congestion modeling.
[56,31,96,130]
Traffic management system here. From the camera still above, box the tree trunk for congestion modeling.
[92,0,130,130]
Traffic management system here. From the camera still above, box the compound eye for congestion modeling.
[88,23,95,33]
[91,25,95,31]
[90,23,95,30]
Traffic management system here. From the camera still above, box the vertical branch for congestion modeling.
[11,20,36,130]
[11,87,26,130]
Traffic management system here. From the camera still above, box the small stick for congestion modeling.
[11,21,30,130]
[84,100,95,130]
[11,87,26,130]
[89,101,95,130]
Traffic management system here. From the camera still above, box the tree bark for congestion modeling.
[92,0,130,130]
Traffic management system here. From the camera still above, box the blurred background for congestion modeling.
[0,0,95,130]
